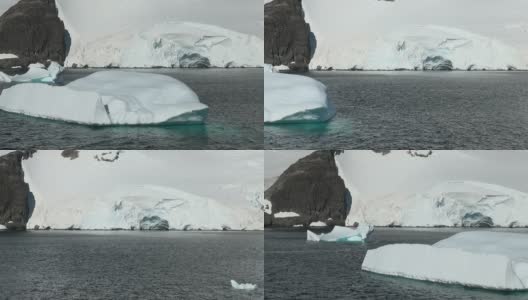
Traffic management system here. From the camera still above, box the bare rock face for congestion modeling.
[0,151,35,230]
[0,0,67,69]
[264,0,314,72]
[265,151,351,227]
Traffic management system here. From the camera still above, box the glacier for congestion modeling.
[335,150,528,227]
[264,69,335,123]
[307,224,373,242]
[21,150,263,230]
[62,21,263,68]
[0,71,208,125]
[230,280,257,290]
[362,231,528,290]
[302,0,528,70]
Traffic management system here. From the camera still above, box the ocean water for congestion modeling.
[265,228,528,300]
[0,231,263,299]
[0,68,263,149]
[265,71,528,149]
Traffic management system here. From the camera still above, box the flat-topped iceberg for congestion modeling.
[307,224,373,242]
[362,231,528,290]
[0,71,208,125]
[0,62,64,83]
[264,71,335,123]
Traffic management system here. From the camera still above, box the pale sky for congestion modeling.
[1,1,263,39]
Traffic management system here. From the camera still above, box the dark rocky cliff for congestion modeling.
[265,150,351,227]
[0,0,67,69]
[0,151,35,230]
[264,0,314,72]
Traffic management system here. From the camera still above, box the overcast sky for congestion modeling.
[1,1,262,39]
[57,0,263,40]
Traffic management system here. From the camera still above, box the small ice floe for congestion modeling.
[0,224,6,230]
[362,231,528,290]
[307,224,374,242]
[273,211,300,218]
[0,62,64,83]
[0,53,18,60]
[309,221,327,227]
[264,71,336,123]
[230,280,257,290]
[0,71,208,125]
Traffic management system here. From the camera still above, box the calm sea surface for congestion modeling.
[0,231,263,299]
[265,71,528,149]
[265,228,528,299]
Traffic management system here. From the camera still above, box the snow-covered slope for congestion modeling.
[55,0,263,68]
[362,231,528,290]
[0,71,208,125]
[22,151,263,230]
[62,21,263,68]
[335,151,528,227]
[303,0,528,70]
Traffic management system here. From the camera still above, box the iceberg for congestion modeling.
[274,212,300,218]
[362,231,528,290]
[307,224,373,242]
[0,71,208,125]
[230,280,257,290]
[0,53,17,59]
[63,21,263,68]
[0,224,6,230]
[0,62,64,83]
[11,62,64,83]
[309,221,327,227]
[264,71,335,123]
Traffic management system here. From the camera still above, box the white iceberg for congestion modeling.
[264,72,335,123]
[63,21,263,68]
[274,212,300,218]
[0,62,64,83]
[0,53,17,60]
[0,71,208,125]
[309,221,327,227]
[230,280,257,290]
[0,224,6,230]
[307,224,373,242]
[11,62,64,83]
[362,231,528,290]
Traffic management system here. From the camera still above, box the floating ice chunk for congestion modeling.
[0,71,208,125]
[309,221,327,227]
[0,53,17,59]
[264,72,335,123]
[9,62,64,83]
[362,231,528,290]
[230,280,257,290]
[307,224,373,242]
[274,211,300,218]
[0,224,6,230]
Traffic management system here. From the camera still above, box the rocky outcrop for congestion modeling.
[0,0,67,69]
[0,151,35,230]
[264,0,314,72]
[265,151,351,227]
